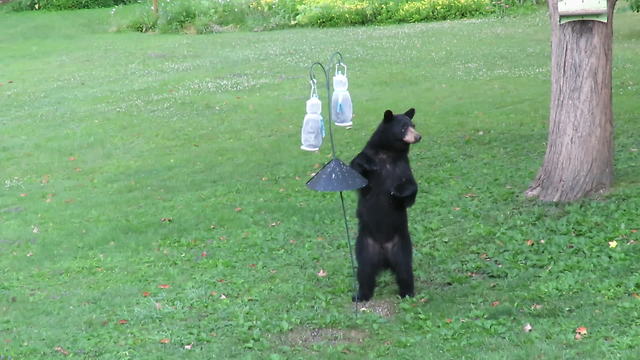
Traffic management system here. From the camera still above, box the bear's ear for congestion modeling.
[404,108,415,119]
[383,110,394,123]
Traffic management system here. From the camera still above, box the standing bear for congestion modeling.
[350,108,421,302]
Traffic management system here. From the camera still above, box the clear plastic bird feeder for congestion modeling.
[301,79,325,151]
[331,63,353,127]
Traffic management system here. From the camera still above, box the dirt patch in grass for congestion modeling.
[283,327,367,348]
[356,299,396,318]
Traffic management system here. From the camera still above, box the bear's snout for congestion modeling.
[403,127,422,144]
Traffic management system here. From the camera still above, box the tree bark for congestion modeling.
[525,0,617,202]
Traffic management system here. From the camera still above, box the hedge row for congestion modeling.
[7,0,134,11]
[293,0,494,26]
[3,0,540,31]
[110,0,535,33]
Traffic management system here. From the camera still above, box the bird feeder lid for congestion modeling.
[559,0,607,23]
[306,158,367,192]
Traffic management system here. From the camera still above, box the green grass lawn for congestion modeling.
[1,6,640,359]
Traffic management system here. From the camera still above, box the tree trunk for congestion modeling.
[525,0,617,202]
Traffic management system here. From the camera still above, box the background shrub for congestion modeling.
[8,0,134,11]
[157,0,202,32]
[114,0,537,33]
[104,0,540,32]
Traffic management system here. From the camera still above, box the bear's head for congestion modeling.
[369,108,421,152]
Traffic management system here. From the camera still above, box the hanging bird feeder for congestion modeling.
[299,52,367,314]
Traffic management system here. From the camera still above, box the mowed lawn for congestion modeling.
[1,6,640,359]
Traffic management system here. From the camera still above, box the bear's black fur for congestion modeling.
[350,108,421,302]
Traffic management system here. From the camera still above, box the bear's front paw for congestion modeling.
[391,182,417,199]
[351,152,378,175]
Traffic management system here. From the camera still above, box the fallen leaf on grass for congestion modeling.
[118,319,128,325]
[463,193,477,198]
[234,207,242,212]
[158,284,170,289]
[531,304,543,310]
[523,323,533,332]
[68,157,76,161]
[160,338,171,344]
[54,346,70,355]
[609,241,618,248]
[526,239,535,246]
[160,217,173,223]
[317,269,328,277]
[155,302,162,310]
[491,301,500,307]
[576,326,588,335]
[142,291,151,297]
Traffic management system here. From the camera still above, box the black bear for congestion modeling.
[350,108,421,302]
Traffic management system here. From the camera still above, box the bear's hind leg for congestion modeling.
[388,238,415,298]
[354,236,383,302]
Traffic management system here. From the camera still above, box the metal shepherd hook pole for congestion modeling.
[305,52,367,315]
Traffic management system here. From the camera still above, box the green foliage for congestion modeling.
[7,0,133,11]
[294,0,493,26]
[630,0,640,12]
[2,7,640,359]
[126,6,158,32]
[157,0,201,32]
[111,0,538,33]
